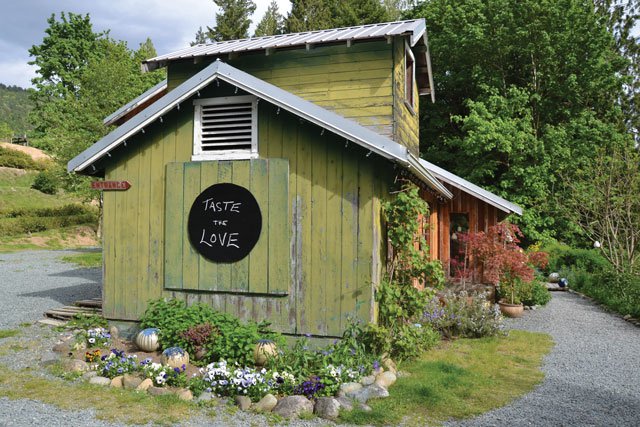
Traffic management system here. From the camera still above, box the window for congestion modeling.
[404,42,416,111]
[193,95,258,160]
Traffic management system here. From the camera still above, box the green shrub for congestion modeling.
[0,146,46,170]
[0,204,98,237]
[518,281,552,307]
[139,298,282,366]
[422,292,506,339]
[31,170,59,194]
[1,203,94,219]
[543,243,609,275]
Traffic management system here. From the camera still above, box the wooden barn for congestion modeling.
[68,19,520,337]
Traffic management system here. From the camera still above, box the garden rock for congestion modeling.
[196,392,214,403]
[110,376,123,388]
[382,357,397,374]
[396,370,411,378]
[176,389,193,401]
[89,376,111,386]
[314,397,340,420]
[336,397,354,412]
[52,342,70,353]
[358,403,373,412]
[235,395,252,411]
[338,382,362,397]
[109,326,119,340]
[148,386,172,396]
[375,371,397,389]
[136,378,153,391]
[123,374,143,389]
[82,371,97,380]
[253,393,277,412]
[273,395,314,418]
[61,358,89,373]
[349,384,389,403]
[360,375,375,386]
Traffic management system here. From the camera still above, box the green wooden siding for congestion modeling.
[164,159,289,295]
[392,37,420,156]
[168,41,395,139]
[102,82,390,337]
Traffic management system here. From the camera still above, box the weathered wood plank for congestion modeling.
[267,159,290,296]
[248,159,268,294]
[356,160,375,324]
[182,162,201,290]
[147,124,166,309]
[136,132,152,317]
[216,161,233,294]
[198,161,219,291]
[325,140,343,334]
[296,122,313,334]
[340,145,359,331]
[164,163,184,289]
[230,161,251,292]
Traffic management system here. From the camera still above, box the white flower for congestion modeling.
[88,338,96,344]
[156,376,165,385]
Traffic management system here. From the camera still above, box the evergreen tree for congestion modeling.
[207,0,256,41]
[286,0,333,32]
[332,0,389,27]
[254,0,284,37]
[191,27,208,46]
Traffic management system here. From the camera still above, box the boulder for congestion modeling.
[52,342,70,353]
[82,371,98,380]
[382,357,397,374]
[348,384,389,403]
[109,326,119,340]
[335,397,354,412]
[110,376,123,388]
[358,403,373,412]
[375,371,397,389]
[61,359,89,373]
[360,375,375,386]
[89,376,111,386]
[272,395,314,418]
[136,378,153,391]
[176,389,193,401]
[253,393,278,412]
[314,397,341,420]
[196,392,214,403]
[123,373,143,389]
[235,395,252,411]
[337,382,362,397]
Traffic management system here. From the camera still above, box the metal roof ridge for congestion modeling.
[419,159,523,215]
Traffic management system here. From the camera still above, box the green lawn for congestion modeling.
[0,168,78,212]
[61,250,102,268]
[340,330,553,426]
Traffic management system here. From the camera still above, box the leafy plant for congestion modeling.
[97,349,139,378]
[141,359,187,387]
[517,281,551,307]
[31,170,59,194]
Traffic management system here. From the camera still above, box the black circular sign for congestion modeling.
[187,183,262,263]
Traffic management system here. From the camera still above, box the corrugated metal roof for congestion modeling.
[419,159,523,215]
[103,79,167,126]
[68,60,452,198]
[143,19,427,71]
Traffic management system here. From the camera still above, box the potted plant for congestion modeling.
[497,276,524,318]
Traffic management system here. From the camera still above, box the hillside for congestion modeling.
[0,83,32,138]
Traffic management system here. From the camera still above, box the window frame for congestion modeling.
[404,41,416,113]
[192,94,258,161]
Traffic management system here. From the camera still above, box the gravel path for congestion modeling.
[445,292,640,427]
[1,251,639,426]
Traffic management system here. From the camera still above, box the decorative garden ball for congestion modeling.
[161,347,189,368]
[254,339,277,366]
[135,328,160,352]
[558,278,568,288]
[548,272,560,283]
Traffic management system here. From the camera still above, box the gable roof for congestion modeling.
[419,159,522,215]
[68,59,452,199]
[103,79,167,126]
[143,19,435,100]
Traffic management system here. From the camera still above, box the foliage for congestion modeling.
[0,203,98,237]
[412,0,635,242]
[31,170,59,194]
[422,292,506,339]
[0,146,46,170]
[285,0,389,32]
[375,183,445,360]
[338,330,553,425]
[61,251,102,268]
[139,298,282,366]
[97,349,139,378]
[65,313,108,330]
[207,0,257,41]
[78,327,111,348]
[543,243,610,275]
[254,0,284,37]
[0,329,20,339]
[462,222,547,304]
[559,143,640,274]
[141,359,187,387]
[517,281,552,307]
[286,0,334,32]
[0,84,32,136]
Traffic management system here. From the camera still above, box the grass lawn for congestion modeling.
[0,168,78,211]
[61,250,102,268]
[340,330,553,426]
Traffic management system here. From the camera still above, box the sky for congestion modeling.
[0,0,292,89]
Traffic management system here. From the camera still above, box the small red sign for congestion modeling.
[91,181,131,191]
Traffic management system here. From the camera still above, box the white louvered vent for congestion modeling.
[193,95,257,160]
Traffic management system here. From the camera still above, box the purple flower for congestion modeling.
[373,360,380,371]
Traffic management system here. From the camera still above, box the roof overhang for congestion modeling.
[68,60,452,199]
[103,79,167,126]
[419,159,522,215]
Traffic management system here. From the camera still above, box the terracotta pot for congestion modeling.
[135,328,160,352]
[254,340,277,366]
[498,301,524,318]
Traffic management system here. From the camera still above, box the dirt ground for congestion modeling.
[0,142,52,161]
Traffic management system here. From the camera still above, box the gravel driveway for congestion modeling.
[1,251,639,426]
[446,292,640,427]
